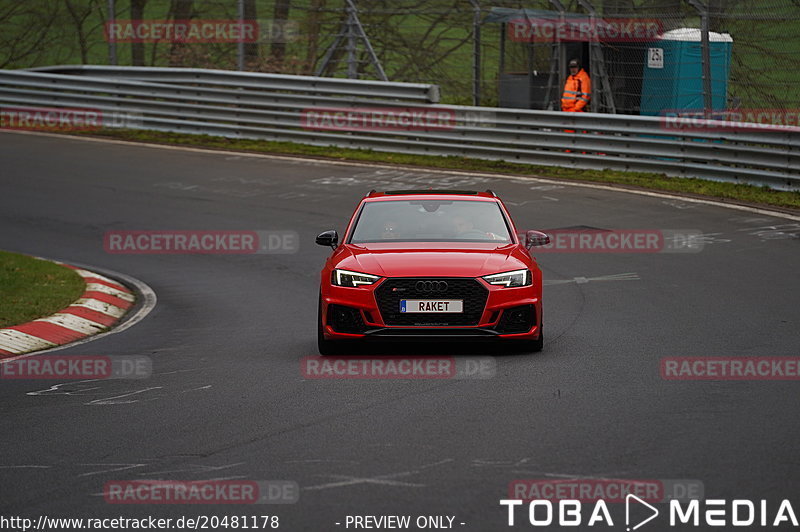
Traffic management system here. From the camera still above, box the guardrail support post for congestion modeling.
[689,0,713,117]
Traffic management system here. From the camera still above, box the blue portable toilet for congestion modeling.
[640,28,733,116]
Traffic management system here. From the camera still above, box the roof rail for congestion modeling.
[383,189,480,195]
[485,189,497,197]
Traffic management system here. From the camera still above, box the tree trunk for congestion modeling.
[168,0,193,66]
[269,0,291,67]
[131,0,147,65]
[244,0,258,67]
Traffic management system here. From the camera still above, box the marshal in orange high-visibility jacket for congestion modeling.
[561,58,591,112]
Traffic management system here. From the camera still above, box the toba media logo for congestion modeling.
[501,479,798,529]
[500,497,800,529]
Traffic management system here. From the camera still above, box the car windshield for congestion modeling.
[349,199,512,243]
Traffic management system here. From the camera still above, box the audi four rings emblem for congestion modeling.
[416,280,448,292]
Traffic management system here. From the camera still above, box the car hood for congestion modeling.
[334,242,530,278]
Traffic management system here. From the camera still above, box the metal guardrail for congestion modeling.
[27,65,441,104]
[1,66,798,191]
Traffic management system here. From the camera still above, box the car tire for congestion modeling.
[318,296,344,356]
[529,330,544,352]
[516,325,543,354]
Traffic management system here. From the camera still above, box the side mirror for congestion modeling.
[525,230,550,249]
[316,230,339,249]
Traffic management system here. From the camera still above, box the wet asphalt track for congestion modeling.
[0,131,798,531]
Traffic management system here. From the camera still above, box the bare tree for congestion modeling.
[360,0,473,85]
[0,2,61,68]
[305,0,326,73]
[64,0,103,64]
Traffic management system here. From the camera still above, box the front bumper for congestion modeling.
[321,277,541,341]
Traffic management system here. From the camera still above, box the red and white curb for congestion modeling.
[0,263,135,358]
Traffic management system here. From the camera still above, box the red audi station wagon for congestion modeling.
[316,190,549,355]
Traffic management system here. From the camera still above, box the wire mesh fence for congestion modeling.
[1,0,799,121]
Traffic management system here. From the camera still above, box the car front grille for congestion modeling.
[375,277,488,326]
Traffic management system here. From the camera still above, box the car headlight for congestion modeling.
[482,269,531,287]
[332,269,381,287]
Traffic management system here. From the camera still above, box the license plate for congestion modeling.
[400,300,463,313]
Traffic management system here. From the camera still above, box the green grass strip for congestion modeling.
[0,251,85,328]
